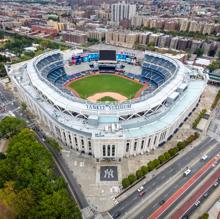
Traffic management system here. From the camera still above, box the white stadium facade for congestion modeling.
[8,49,207,161]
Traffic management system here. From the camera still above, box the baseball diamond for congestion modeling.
[66,74,144,100]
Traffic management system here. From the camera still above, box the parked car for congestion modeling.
[203,192,209,198]
[214,181,219,187]
[194,200,200,207]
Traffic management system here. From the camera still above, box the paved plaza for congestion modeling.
[100,166,118,181]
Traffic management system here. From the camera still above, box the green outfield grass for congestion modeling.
[68,74,143,99]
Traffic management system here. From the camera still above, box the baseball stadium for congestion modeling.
[8,48,207,161]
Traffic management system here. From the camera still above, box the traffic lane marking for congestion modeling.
[148,155,220,219]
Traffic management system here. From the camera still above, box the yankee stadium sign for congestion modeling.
[86,103,131,111]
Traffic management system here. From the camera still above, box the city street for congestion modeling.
[147,151,220,219]
[109,137,218,218]
[170,166,220,219]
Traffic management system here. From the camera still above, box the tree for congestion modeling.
[88,38,99,44]
[128,174,136,184]
[0,128,82,218]
[21,102,27,112]
[147,161,154,171]
[0,152,6,160]
[211,90,220,110]
[46,137,61,151]
[168,147,178,157]
[23,51,35,58]
[198,213,209,219]
[152,159,160,168]
[3,36,33,55]
[164,152,171,160]
[40,40,59,50]
[122,178,130,188]
[0,55,10,63]
[207,60,220,72]
[194,132,199,139]
[0,181,17,214]
[14,188,36,218]
[177,141,185,151]
[158,155,166,164]
[0,63,7,77]
[194,48,204,57]
[140,165,148,175]
[136,170,143,179]
[0,181,36,218]
[0,116,26,138]
[34,189,82,219]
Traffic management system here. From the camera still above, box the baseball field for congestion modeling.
[67,74,144,101]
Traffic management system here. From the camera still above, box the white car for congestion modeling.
[184,168,191,176]
[201,154,208,160]
[137,186,144,193]
[194,200,200,207]
[214,181,219,187]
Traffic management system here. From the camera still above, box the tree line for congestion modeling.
[0,116,82,219]
[0,31,69,77]
[122,132,200,188]
[192,109,207,129]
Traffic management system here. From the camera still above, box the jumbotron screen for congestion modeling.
[99,50,116,61]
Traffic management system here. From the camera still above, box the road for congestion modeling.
[134,145,220,219]
[148,152,220,219]
[33,126,89,209]
[109,137,217,218]
[171,166,220,219]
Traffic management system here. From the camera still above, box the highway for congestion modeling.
[109,137,218,218]
[171,166,220,219]
[134,145,220,219]
[147,151,220,219]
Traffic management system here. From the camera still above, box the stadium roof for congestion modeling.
[123,80,205,138]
